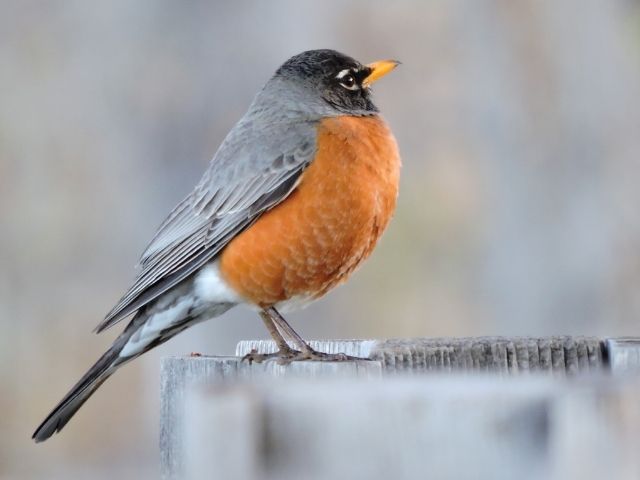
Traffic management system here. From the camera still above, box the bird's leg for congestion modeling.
[242,309,300,364]
[263,306,368,362]
[259,309,296,352]
[263,307,310,352]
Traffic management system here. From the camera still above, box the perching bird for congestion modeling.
[33,49,400,442]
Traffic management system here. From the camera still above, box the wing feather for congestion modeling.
[96,119,317,333]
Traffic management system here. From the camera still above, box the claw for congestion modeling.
[241,348,264,364]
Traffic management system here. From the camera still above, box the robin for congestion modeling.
[33,49,401,442]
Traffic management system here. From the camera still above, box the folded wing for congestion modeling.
[96,119,317,332]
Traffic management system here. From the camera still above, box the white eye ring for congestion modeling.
[336,69,359,91]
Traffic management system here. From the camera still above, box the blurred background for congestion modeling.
[1,0,640,478]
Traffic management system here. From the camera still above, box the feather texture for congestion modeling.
[96,116,317,332]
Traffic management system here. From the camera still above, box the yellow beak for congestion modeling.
[363,59,400,87]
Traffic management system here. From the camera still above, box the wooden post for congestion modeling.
[236,336,609,374]
[160,356,380,479]
[605,337,640,373]
[160,337,640,480]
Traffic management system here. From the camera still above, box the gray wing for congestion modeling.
[96,119,317,333]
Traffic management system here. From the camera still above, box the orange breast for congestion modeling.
[219,115,401,307]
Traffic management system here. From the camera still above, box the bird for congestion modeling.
[33,49,401,442]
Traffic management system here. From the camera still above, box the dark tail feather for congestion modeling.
[33,296,231,442]
[32,343,124,442]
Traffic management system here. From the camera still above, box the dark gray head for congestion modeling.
[257,49,399,119]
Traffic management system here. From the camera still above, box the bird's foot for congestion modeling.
[242,346,367,365]
[242,346,300,365]
[296,347,367,363]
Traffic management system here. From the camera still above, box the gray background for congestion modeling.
[1,1,639,478]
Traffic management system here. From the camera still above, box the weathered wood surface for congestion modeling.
[171,366,640,480]
[605,337,640,373]
[161,336,640,479]
[237,336,611,374]
[160,356,380,479]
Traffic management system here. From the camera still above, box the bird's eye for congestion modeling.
[340,74,357,90]
[336,69,359,91]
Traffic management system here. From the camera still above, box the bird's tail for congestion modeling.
[32,306,154,443]
[32,331,130,443]
[33,294,234,443]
